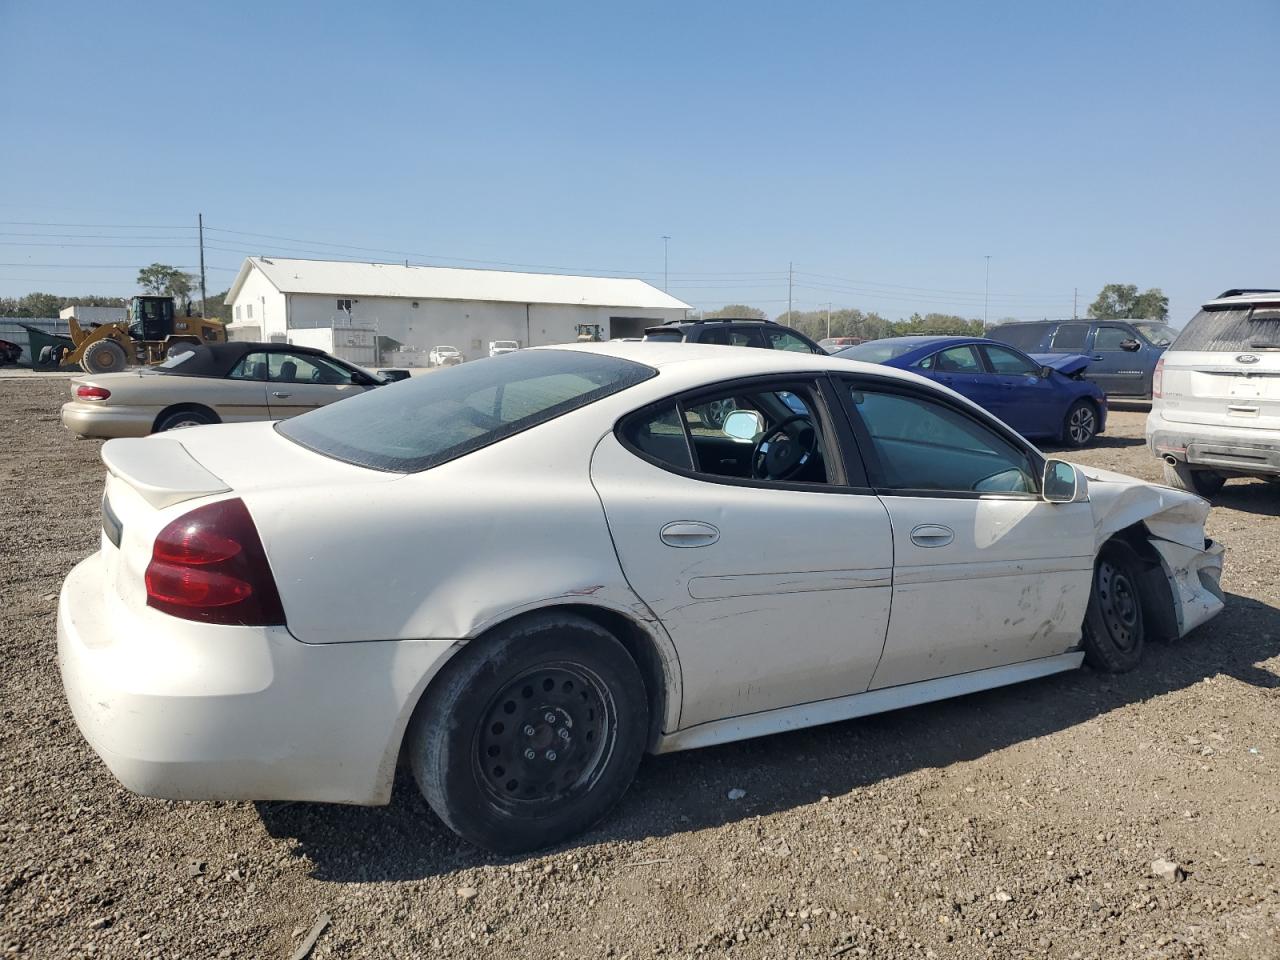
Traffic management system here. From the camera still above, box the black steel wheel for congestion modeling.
[475,663,615,810]
[1062,399,1098,448]
[408,611,648,853]
[1081,543,1145,672]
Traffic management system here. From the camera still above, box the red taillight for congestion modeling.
[145,498,285,625]
[76,385,111,400]
[1152,357,1164,399]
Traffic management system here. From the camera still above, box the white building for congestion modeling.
[224,257,690,364]
[60,305,126,324]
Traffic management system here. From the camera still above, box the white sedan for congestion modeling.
[58,343,1224,852]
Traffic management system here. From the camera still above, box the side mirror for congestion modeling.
[1042,459,1088,503]
[1120,338,1142,352]
[1040,365,1054,379]
[722,409,763,441]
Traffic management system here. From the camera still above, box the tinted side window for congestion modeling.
[622,403,693,470]
[1050,323,1090,351]
[846,387,1036,495]
[1092,325,1132,351]
[982,345,1039,376]
[988,324,1046,351]
[228,352,268,380]
[766,328,816,353]
[932,345,982,372]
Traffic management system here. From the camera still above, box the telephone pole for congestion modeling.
[983,255,991,327]
[826,302,832,338]
[1073,287,1078,319]
[198,213,208,318]
[787,262,793,321]
[661,236,671,291]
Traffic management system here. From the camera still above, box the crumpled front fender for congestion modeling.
[1075,464,1225,637]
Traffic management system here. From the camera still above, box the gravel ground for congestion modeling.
[2,381,1278,960]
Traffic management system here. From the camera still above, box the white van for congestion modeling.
[1147,288,1280,497]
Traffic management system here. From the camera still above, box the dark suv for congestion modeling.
[642,317,824,354]
[986,318,1177,399]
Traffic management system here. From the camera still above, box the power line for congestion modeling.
[0,220,192,229]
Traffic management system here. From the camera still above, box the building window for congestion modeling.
[246,303,253,319]
[337,298,353,313]
[234,305,241,320]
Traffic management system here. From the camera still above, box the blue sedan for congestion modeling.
[835,335,1107,447]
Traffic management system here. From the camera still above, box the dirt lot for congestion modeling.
[1,379,1278,960]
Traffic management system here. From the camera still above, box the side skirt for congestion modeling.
[653,651,1084,754]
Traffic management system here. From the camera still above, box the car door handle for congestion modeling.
[1091,355,1104,361]
[910,524,954,548]
[271,391,291,398]
[660,521,720,548]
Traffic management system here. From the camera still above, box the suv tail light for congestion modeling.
[76,385,111,400]
[145,498,285,625]
[1152,357,1164,399]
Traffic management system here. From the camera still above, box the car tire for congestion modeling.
[1081,543,1145,673]
[154,408,217,432]
[408,611,649,853]
[1162,461,1225,499]
[81,339,128,374]
[1062,399,1099,448]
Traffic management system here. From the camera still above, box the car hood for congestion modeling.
[1074,464,1210,551]
[1030,353,1093,377]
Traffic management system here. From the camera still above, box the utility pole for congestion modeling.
[984,255,991,327]
[661,236,671,291]
[826,302,832,338]
[787,262,793,322]
[1073,287,1078,319]
[198,213,208,319]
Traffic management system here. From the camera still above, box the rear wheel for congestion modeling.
[1081,543,1145,673]
[1062,399,1098,448]
[155,408,217,432]
[408,612,648,853]
[81,339,128,374]
[1162,460,1225,498]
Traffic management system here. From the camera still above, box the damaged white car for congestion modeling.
[57,343,1224,853]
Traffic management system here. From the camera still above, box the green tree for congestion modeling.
[1088,284,1169,321]
[704,303,767,320]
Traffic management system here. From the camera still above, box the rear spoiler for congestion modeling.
[102,437,230,510]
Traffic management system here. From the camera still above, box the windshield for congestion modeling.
[836,340,924,363]
[642,329,683,342]
[1171,305,1280,352]
[1133,321,1177,346]
[279,350,656,472]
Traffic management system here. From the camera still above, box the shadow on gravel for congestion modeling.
[256,591,1280,882]
[1041,433,1147,454]
[1213,481,1280,517]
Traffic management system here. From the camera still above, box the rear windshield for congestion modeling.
[1171,305,1280,352]
[279,350,656,472]
[643,329,684,342]
[987,324,1046,351]
[836,340,924,363]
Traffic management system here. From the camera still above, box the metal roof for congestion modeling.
[225,257,692,311]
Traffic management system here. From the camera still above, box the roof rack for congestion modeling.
[692,317,777,325]
[1217,288,1280,298]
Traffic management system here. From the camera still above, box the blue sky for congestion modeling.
[1,0,1276,323]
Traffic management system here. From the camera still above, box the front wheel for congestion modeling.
[408,612,649,853]
[1162,460,1225,499]
[1062,399,1098,448]
[1081,543,1145,673]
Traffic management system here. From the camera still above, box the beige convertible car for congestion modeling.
[61,342,387,439]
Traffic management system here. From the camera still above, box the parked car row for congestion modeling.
[57,340,1224,853]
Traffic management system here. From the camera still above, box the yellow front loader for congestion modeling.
[53,296,227,374]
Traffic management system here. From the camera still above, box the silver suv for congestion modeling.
[1147,288,1280,497]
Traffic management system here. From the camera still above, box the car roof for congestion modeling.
[162,341,336,377]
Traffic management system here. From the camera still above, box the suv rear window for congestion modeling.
[642,329,684,342]
[1171,304,1280,352]
[279,350,655,472]
[987,324,1046,351]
